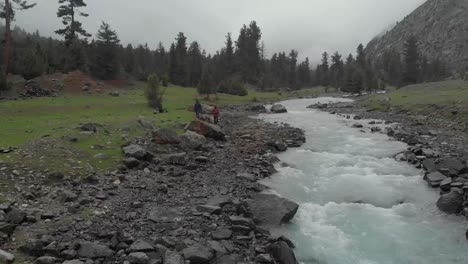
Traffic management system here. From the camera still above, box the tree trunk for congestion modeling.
[4,0,11,77]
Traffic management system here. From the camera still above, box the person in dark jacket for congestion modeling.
[194,100,202,119]
[212,105,220,124]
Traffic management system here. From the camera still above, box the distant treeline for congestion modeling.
[0,0,450,95]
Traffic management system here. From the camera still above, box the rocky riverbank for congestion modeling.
[308,100,468,232]
[0,104,306,264]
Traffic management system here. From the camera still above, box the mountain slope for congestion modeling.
[366,0,468,74]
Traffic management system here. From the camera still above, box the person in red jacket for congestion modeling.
[212,105,220,124]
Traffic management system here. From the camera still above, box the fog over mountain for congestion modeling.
[16,0,425,62]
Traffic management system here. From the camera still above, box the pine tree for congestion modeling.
[198,66,215,99]
[320,52,330,87]
[402,35,420,85]
[0,0,36,75]
[330,52,344,89]
[187,41,203,86]
[356,44,366,68]
[343,54,355,92]
[170,32,188,86]
[55,0,91,44]
[224,33,234,73]
[154,42,167,77]
[169,43,177,84]
[288,50,298,88]
[236,21,262,83]
[297,58,311,88]
[91,21,120,80]
[123,44,135,74]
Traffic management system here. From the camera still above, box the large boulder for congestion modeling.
[185,121,225,141]
[247,193,299,226]
[5,208,26,224]
[179,131,207,150]
[437,157,467,176]
[77,241,114,259]
[152,128,181,145]
[437,191,464,214]
[270,104,287,113]
[182,244,214,264]
[268,241,298,264]
[122,144,152,161]
[137,118,157,131]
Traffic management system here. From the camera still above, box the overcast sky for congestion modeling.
[16,0,426,64]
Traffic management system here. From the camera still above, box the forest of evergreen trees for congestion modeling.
[0,0,450,95]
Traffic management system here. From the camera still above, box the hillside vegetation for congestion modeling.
[362,80,468,124]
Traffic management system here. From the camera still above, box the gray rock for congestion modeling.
[166,153,187,165]
[421,158,437,172]
[437,191,464,214]
[123,157,141,169]
[127,252,149,264]
[47,172,65,181]
[256,254,273,263]
[129,240,154,252]
[182,244,214,264]
[0,249,15,263]
[77,241,114,258]
[152,128,180,145]
[236,172,256,182]
[228,216,255,228]
[270,104,287,113]
[211,229,232,240]
[185,121,225,141]
[62,261,84,264]
[138,118,157,131]
[35,256,59,264]
[425,172,447,187]
[164,251,184,264]
[268,241,298,264]
[438,157,466,176]
[79,123,100,132]
[440,177,453,192]
[148,206,183,223]
[179,131,206,150]
[274,141,288,152]
[247,193,299,226]
[5,208,26,224]
[20,239,45,257]
[123,144,152,161]
[207,240,226,255]
[196,205,221,215]
[206,195,231,207]
[60,191,78,202]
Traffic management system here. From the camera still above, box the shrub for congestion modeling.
[217,80,248,96]
[145,74,166,110]
[161,73,169,87]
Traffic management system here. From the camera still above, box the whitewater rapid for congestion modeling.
[260,98,468,264]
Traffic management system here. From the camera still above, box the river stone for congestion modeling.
[123,144,152,161]
[247,193,299,226]
[436,191,464,214]
[211,229,232,240]
[256,254,273,263]
[422,159,437,172]
[229,216,255,228]
[179,131,207,150]
[182,244,214,264]
[438,157,466,176]
[63,261,84,264]
[196,205,221,215]
[129,240,154,252]
[77,241,114,258]
[206,195,231,207]
[0,249,15,263]
[440,177,453,192]
[185,121,225,141]
[270,104,287,113]
[268,241,298,264]
[35,256,59,264]
[425,172,447,187]
[164,250,184,264]
[5,208,26,224]
[127,252,149,264]
[148,206,183,223]
[153,128,181,145]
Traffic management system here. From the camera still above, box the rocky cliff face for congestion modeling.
[366,0,468,74]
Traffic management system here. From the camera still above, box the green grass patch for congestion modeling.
[362,80,468,118]
[0,84,329,175]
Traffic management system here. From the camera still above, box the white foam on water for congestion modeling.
[260,98,468,264]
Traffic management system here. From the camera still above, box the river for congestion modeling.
[260,98,468,264]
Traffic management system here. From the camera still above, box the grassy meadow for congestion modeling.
[0,84,300,176]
